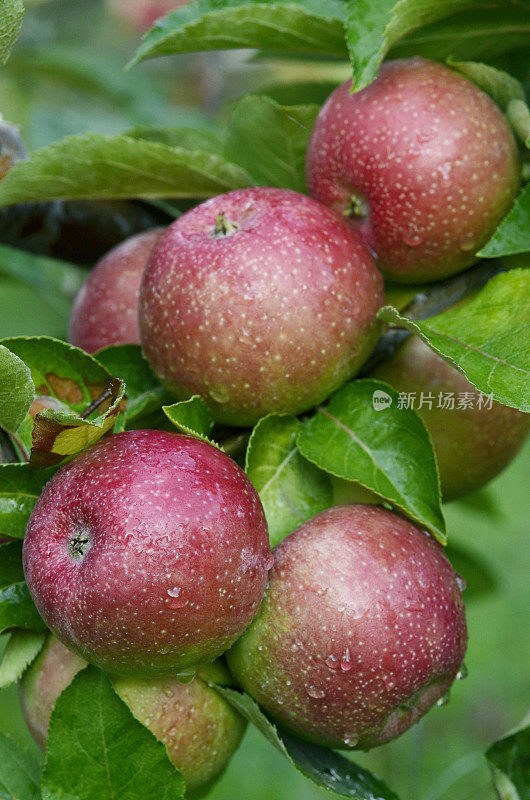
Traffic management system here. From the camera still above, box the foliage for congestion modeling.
[0,2,528,800]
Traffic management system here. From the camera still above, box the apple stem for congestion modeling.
[81,387,113,419]
[214,213,238,237]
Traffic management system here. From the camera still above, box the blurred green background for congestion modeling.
[0,2,528,799]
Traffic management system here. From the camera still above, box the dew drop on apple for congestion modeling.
[402,231,423,248]
[459,234,475,252]
[208,385,230,404]
[343,733,359,748]
[436,692,450,707]
[305,685,326,700]
[340,647,353,672]
[326,654,340,670]
[456,662,468,681]
[455,573,467,592]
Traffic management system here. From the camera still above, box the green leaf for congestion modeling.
[479,185,530,258]
[0,732,41,800]
[225,96,319,192]
[445,542,497,599]
[378,270,530,412]
[507,99,530,149]
[0,134,254,207]
[129,0,348,67]
[0,630,46,689]
[0,463,53,540]
[0,347,34,435]
[0,0,24,66]
[163,396,216,445]
[127,125,224,155]
[42,666,186,800]
[95,345,172,425]
[344,1,530,91]
[252,79,341,107]
[389,8,530,65]
[0,245,85,319]
[0,337,126,469]
[447,59,525,111]
[245,414,332,547]
[486,722,530,799]
[297,379,446,543]
[0,542,46,635]
[212,685,400,799]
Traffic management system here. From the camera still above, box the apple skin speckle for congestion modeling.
[139,187,384,426]
[69,228,164,354]
[22,429,271,677]
[227,504,467,750]
[306,57,520,283]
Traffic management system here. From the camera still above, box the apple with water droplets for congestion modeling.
[69,228,163,354]
[370,336,530,501]
[19,634,247,795]
[306,57,520,283]
[23,429,272,677]
[139,187,384,425]
[227,504,467,749]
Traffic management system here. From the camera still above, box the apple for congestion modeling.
[68,228,163,354]
[306,57,520,283]
[139,187,384,425]
[370,335,530,501]
[19,635,247,795]
[107,0,189,33]
[23,429,272,677]
[227,504,467,750]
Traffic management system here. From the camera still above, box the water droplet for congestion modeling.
[305,686,325,700]
[417,132,434,144]
[403,231,423,248]
[209,385,230,404]
[343,733,359,748]
[437,162,452,182]
[167,587,181,598]
[459,234,475,252]
[326,654,340,670]
[455,573,467,592]
[436,692,450,707]
[176,669,196,684]
[340,647,353,672]
[456,663,468,681]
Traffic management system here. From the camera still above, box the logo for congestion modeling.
[372,390,392,411]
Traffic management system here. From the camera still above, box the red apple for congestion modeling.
[139,187,384,425]
[227,504,467,750]
[19,635,247,794]
[371,336,530,500]
[68,228,163,354]
[23,429,272,677]
[306,57,520,283]
[107,0,189,33]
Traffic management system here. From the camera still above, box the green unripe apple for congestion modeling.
[19,635,246,795]
[370,336,529,501]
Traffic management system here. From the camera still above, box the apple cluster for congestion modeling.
[19,57,527,794]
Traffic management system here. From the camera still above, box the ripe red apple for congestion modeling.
[370,336,530,501]
[23,429,271,677]
[139,187,384,425]
[19,635,247,795]
[306,57,520,283]
[227,504,467,750]
[68,228,163,354]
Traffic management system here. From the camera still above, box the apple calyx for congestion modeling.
[68,528,92,560]
[213,213,239,238]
